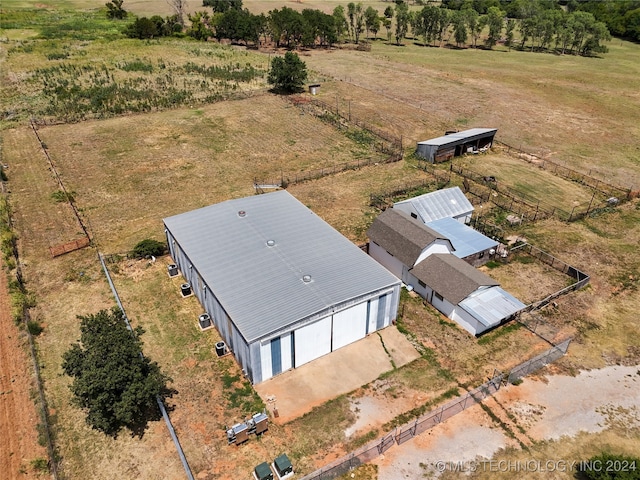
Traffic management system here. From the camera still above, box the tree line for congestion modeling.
[117,0,614,56]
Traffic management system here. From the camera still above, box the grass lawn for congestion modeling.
[458,153,601,211]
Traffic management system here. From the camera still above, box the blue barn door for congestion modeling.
[271,337,282,376]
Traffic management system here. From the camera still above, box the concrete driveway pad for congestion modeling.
[255,326,420,424]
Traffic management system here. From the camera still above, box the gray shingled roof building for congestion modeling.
[164,190,401,384]
[367,207,525,335]
[366,208,452,267]
[410,254,498,304]
[411,254,524,335]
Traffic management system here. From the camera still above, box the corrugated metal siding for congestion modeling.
[394,187,474,224]
[426,217,497,259]
[416,128,497,147]
[459,287,526,328]
[164,190,400,344]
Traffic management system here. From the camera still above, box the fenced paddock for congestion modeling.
[445,162,610,223]
[368,168,452,211]
[289,96,403,155]
[496,141,632,201]
[510,243,590,313]
[298,339,571,480]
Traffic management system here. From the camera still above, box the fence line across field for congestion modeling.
[299,338,571,480]
[510,243,590,314]
[99,254,195,480]
[496,140,633,200]
[254,152,402,191]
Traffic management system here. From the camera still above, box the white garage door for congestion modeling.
[332,302,368,350]
[294,316,331,367]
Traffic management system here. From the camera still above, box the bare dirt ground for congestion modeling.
[374,364,640,479]
[255,328,420,425]
[0,265,48,479]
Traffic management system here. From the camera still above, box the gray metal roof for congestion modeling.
[417,128,497,147]
[410,254,498,305]
[367,208,451,267]
[163,190,400,343]
[459,286,526,328]
[426,217,497,259]
[394,187,474,223]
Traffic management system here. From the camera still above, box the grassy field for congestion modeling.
[2,1,640,479]
[303,40,640,189]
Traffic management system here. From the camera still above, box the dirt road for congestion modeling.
[0,266,47,478]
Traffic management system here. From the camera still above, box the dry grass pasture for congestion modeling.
[1,1,640,479]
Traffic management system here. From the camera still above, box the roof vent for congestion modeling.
[238,210,246,217]
[302,274,312,283]
[266,239,276,247]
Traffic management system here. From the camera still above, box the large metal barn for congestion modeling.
[164,190,401,384]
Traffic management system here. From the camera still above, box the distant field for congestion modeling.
[0,0,395,18]
[2,2,640,479]
[303,40,640,189]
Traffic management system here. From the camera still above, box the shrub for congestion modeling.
[27,320,44,336]
[51,190,76,203]
[577,452,640,479]
[131,239,166,259]
[30,457,49,473]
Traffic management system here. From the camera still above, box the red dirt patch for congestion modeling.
[0,265,48,478]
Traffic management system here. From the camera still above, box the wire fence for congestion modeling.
[507,338,571,384]
[254,92,405,190]
[290,96,403,153]
[369,167,452,211]
[509,243,590,314]
[299,339,571,480]
[443,161,629,224]
[99,254,195,480]
[254,152,402,191]
[496,141,633,201]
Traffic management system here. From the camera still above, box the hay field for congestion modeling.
[2,2,640,479]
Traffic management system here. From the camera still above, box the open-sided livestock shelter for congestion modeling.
[416,128,497,163]
[164,191,401,384]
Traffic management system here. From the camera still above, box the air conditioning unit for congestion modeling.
[198,313,211,329]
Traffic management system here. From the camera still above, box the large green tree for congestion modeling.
[485,6,505,48]
[394,1,410,45]
[62,308,171,436]
[333,5,348,40]
[364,6,380,40]
[267,52,307,93]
